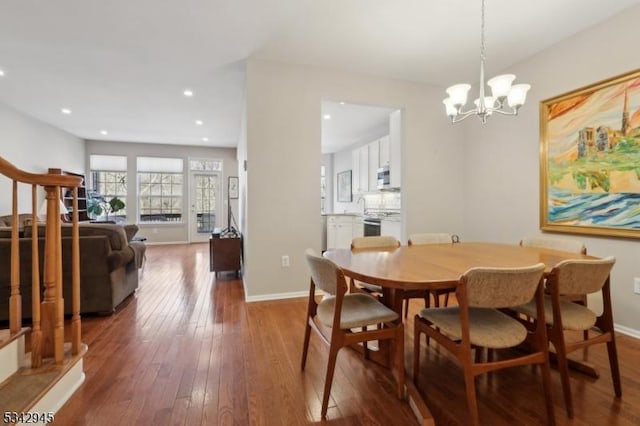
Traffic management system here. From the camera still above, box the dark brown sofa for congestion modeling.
[0,218,145,320]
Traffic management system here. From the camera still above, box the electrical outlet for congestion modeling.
[152,228,159,234]
[634,277,640,295]
[281,255,290,267]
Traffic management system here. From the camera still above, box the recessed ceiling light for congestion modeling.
[61,108,72,115]
[323,114,331,120]
[195,120,203,126]
[100,130,108,135]
[339,102,345,105]
[183,89,194,97]
[202,137,209,142]
[0,69,5,77]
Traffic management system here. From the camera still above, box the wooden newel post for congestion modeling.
[31,185,43,368]
[71,187,81,355]
[9,180,22,334]
[41,183,65,363]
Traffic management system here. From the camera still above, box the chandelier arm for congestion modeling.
[489,107,518,116]
[451,110,479,123]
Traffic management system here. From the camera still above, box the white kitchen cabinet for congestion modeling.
[352,217,364,238]
[381,219,402,242]
[379,135,390,166]
[389,110,402,188]
[352,145,369,194]
[326,215,358,249]
[368,139,379,191]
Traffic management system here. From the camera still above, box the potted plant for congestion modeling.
[87,191,125,222]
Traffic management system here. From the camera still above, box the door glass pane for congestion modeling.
[195,174,218,233]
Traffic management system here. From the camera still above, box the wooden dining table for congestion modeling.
[323,242,596,425]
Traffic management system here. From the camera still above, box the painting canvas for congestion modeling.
[337,170,352,202]
[540,69,640,238]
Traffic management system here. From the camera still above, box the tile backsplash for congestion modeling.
[364,192,401,212]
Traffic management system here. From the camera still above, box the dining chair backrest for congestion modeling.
[520,235,586,254]
[351,236,400,249]
[550,257,615,296]
[462,263,546,309]
[408,233,452,245]
[305,249,343,296]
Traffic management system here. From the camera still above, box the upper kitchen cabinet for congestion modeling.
[352,144,369,194]
[368,139,380,191]
[379,135,390,167]
[389,110,402,188]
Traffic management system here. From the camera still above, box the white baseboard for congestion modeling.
[245,290,310,303]
[144,241,189,246]
[22,358,85,425]
[614,324,640,339]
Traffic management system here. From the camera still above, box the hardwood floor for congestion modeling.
[53,244,640,425]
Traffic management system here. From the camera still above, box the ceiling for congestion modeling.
[0,0,638,149]
[321,102,396,154]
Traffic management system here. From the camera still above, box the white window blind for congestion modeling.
[90,155,127,171]
[137,157,183,173]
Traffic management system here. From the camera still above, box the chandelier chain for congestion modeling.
[480,0,485,64]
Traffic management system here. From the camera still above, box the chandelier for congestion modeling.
[443,0,530,124]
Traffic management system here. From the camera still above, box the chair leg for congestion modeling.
[552,336,574,418]
[403,298,410,319]
[539,357,557,426]
[463,369,480,426]
[443,291,450,307]
[321,344,340,419]
[301,320,312,370]
[413,316,422,383]
[362,326,370,360]
[606,336,622,397]
[394,324,405,399]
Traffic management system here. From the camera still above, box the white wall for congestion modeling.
[463,5,640,334]
[244,59,464,300]
[85,140,238,244]
[0,102,84,214]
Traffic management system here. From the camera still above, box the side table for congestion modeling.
[209,235,242,277]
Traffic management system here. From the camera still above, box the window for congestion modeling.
[89,155,128,221]
[137,157,184,223]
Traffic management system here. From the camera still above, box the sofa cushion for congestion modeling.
[24,222,129,251]
[0,213,35,228]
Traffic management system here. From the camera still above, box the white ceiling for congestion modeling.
[0,0,638,149]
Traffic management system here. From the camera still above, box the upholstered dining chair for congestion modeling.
[405,233,455,318]
[413,263,555,426]
[512,257,619,419]
[520,235,589,339]
[301,249,404,419]
[520,235,587,255]
[349,236,400,296]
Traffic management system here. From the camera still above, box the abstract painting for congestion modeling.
[540,69,640,238]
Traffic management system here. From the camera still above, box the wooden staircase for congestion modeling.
[0,157,86,420]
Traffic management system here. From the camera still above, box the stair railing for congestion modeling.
[0,157,82,367]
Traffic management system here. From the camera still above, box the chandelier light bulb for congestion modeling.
[487,74,515,98]
[446,84,471,107]
[443,98,457,117]
[507,84,531,107]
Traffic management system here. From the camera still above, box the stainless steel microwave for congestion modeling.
[377,165,390,189]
